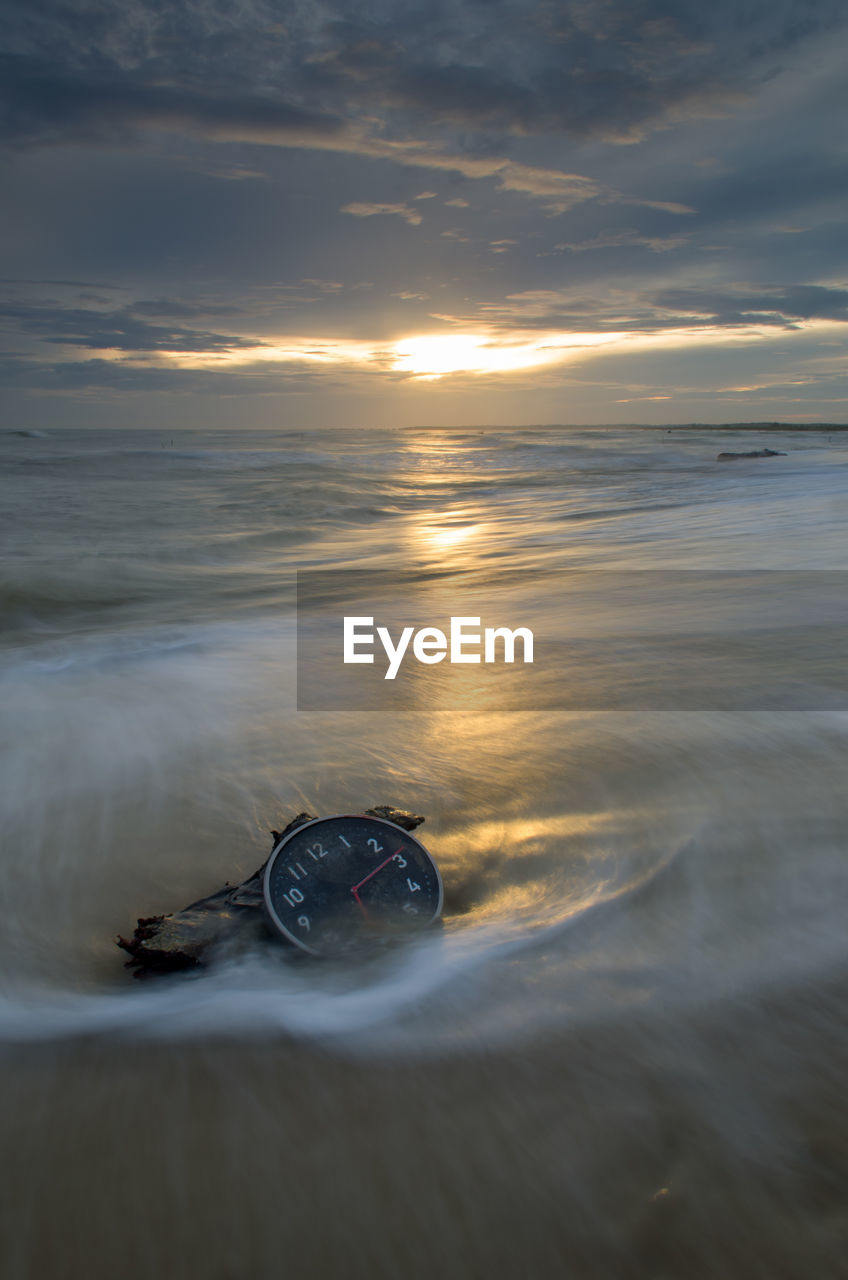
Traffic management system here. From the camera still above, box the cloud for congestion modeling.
[0,300,261,353]
[0,53,349,150]
[3,2,844,198]
[299,0,846,143]
[130,297,244,319]
[0,55,652,214]
[556,229,691,253]
[0,356,326,394]
[335,147,677,215]
[650,283,848,325]
[0,277,122,290]
[0,50,684,215]
[0,45,706,218]
[431,281,848,335]
[340,202,423,225]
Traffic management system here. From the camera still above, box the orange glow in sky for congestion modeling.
[96,318,848,384]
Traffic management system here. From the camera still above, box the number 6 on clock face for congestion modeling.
[263,814,443,957]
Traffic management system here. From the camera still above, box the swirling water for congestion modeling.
[2,424,848,1278]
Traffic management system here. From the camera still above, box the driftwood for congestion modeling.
[117,806,425,978]
[716,448,786,460]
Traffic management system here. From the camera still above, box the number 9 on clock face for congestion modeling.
[263,815,444,956]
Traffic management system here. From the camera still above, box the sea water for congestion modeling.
[1,425,848,1278]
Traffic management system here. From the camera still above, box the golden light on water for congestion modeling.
[422,520,481,552]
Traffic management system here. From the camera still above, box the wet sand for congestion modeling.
[4,962,848,1280]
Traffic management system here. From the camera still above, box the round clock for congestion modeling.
[263,813,443,956]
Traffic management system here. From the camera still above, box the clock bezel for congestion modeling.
[262,812,444,956]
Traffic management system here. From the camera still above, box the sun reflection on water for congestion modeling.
[421,520,482,554]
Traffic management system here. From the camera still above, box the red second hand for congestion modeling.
[350,849,403,895]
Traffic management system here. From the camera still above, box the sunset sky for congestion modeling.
[3,0,848,429]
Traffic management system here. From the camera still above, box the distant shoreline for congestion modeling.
[651,422,848,432]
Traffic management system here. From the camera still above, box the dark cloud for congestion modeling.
[2,0,846,155]
[684,152,848,231]
[0,277,122,289]
[310,43,538,133]
[0,356,326,395]
[445,282,848,335]
[0,53,347,149]
[555,229,690,253]
[130,297,244,319]
[298,0,847,141]
[0,301,260,353]
[651,284,848,326]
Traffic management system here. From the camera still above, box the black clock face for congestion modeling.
[263,815,443,956]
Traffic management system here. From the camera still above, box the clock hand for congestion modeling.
[350,849,403,895]
[351,886,369,917]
